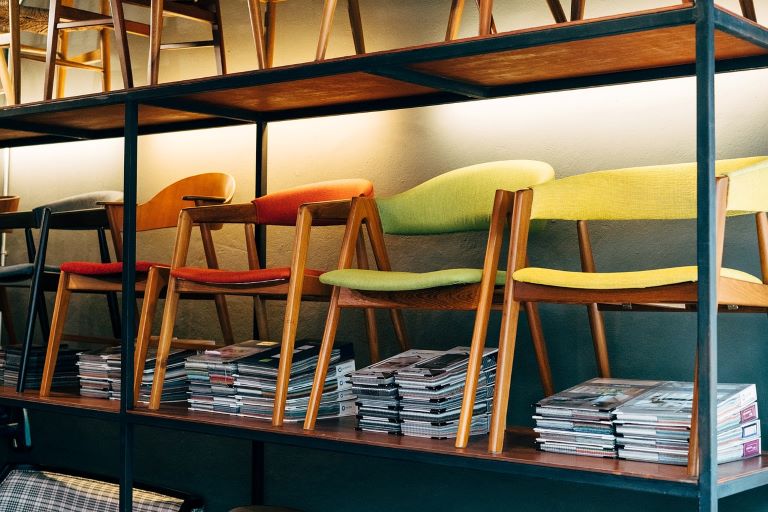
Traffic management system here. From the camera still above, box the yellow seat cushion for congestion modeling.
[512,266,762,290]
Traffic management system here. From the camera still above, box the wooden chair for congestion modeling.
[303,160,556,430]
[0,191,126,391]
[477,156,768,473]
[38,173,237,397]
[140,179,407,426]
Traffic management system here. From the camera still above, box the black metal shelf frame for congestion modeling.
[0,2,761,511]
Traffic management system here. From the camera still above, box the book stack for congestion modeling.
[351,349,441,435]
[186,340,280,415]
[4,345,78,390]
[614,381,761,465]
[76,346,120,399]
[395,346,498,439]
[0,349,6,384]
[235,341,356,422]
[534,378,662,458]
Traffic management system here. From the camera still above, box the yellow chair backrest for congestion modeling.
[529,156,768,221]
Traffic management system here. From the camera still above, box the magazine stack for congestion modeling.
[614,381,761,465]
[235,341,356,422]
[5,345,78,390]
[351,349,441,434]
[76,346,120,399]
[395,346,498,439]
[186,340,279,415]
[533,378,662,458]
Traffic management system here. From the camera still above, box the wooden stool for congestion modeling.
[570,0,757,22]
[477,0,567,36]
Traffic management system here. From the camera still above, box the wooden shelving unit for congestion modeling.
[0,3,765,511]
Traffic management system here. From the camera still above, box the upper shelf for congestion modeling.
[0,4,766,148]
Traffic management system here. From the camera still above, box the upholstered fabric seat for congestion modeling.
[514,266,762,290]
[172,267,324,285]
[321,268,508,291]
[60,261,160,276]
[0,263,59,281]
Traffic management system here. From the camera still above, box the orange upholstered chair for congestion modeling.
[140,178,407,426]
[39,173,237,398]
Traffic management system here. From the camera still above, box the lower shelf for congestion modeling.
[1,386,766,499]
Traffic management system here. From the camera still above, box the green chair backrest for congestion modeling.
[376,160,555,235]
[529,156,768,221]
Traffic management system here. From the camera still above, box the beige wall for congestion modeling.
[2,0,768,366]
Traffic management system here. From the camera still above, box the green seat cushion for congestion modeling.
[319,268,507,291]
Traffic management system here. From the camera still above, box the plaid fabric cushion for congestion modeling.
[0,469,195,512]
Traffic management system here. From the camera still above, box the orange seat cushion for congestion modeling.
[252,178,373,226]
[60,261,161,275]
[171,266,324,284]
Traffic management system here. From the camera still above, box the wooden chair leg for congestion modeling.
[545,0,568,23]
[264,0,277,68]
[211,0,226,75]
[0,288,18,345]
[148,276,181,410]
[488,299,521,453]
[316,0,339,61]
[347,0,365,54]
[354,233,382,362]
[0,51,13,107]
[571,0,586,21]
[133,266,166,406]
[44,0,63,101]
[148,0,165,85]
[40,273,72,397]
[109,0,133,88]
[245,0,266,69]
[253,297,269,340]
[688,350,700,476]
[100,0,111,91]
[524,301,553,396]
[478,0,493,36]
[303,291,343,430]
[56,30,70,99]
[587,304,611,377]
[446,0,466,41]
[739,0,757,21]
[389,309,409,352]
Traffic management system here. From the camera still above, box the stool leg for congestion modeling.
[8,0,19,104]
[108,0,133,88]
[43,0,63,101]
[100,0,112,91]
[347,0,365,54]
[478,0,493,36]
[56,31,69,99]
[0,51,13,106]
[264,0,277,68]
[316,0,338,61]
[571,0,586,21]
[148,0,164,85]
[246,0,266,69]
[212,0,226,75]
[446,0,466,41]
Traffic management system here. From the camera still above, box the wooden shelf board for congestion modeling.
[0,5,764,147]
[0,385,119,415]
[127,404,768,494]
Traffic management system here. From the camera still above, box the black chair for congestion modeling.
[0,191,123,392]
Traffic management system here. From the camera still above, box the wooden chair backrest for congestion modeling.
[135,172,236,232]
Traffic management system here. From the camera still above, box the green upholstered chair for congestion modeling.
[303,160,556,430]
[479,156,768,470]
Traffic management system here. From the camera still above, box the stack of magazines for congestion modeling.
[5,345,78,390]
[614,381,761,465]
[235,342,356,421]
[186,340,279,415]
[395,346,498,439]
[351,349,441,434]
[76,346,120,399]
[534,378,661,458]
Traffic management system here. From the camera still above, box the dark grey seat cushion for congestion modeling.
[0,264,58,282]
[36,191,123,214]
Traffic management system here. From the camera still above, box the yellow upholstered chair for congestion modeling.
[303,160,556,430]
[469,156,768,472]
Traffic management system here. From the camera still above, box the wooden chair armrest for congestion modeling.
[96,201,124,206]
[183,195,228,205]
[183,203,257,224]
[298,198,356,225]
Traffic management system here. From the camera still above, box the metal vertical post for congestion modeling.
[120,100,139,512]
[251,120,268,504]
[695,0,717,511]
